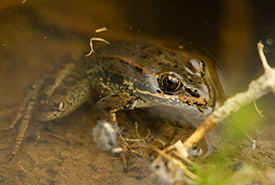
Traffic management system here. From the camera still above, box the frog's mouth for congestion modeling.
[156,85,211,106]
[134,88,212,112]
[178,90,209,106]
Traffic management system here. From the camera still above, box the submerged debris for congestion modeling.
[85,37,109,57]
[92,120,120,152]
[95,27,108,33]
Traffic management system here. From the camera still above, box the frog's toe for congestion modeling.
[92,120,121,152]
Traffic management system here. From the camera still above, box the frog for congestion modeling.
[0,40,223,157]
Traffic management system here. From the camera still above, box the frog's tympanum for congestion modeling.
[1,40,224,155]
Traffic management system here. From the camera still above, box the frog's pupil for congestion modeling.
[167,76,176,85]
[162,74,180,91]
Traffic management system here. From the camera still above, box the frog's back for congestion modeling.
[94,40,188,74]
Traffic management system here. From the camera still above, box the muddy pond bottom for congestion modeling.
[0,102,209,184]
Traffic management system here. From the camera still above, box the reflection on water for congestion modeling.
[0,0,274,184]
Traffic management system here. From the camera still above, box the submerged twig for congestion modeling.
[153,147,199,181]
[253,100,264,118]
[95,27,108,33]
[85,37,109,57]
[124,122,150,143]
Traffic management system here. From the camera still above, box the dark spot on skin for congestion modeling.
[171,52,176,56]
[186,88,200,98]
[39,92,48,100]
[68,73,81,81]
[109,63,114,69]
[140,54,149,58]
[54,87,68,96]
[140,45,149,50]
[104,106,113,112]
[157,50,163,55]
[111,94,120,98]
[46,102,60,111]
[45,77,56,86]
[130,53,136,57]
[63,79,77,86]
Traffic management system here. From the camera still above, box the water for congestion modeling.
[0,1,275,184]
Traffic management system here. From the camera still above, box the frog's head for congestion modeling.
[135,52,222,116]
[156,57,213,108]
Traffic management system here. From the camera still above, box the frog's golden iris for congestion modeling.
[158,72,182,93]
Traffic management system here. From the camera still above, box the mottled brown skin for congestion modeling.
[1,40,222,156]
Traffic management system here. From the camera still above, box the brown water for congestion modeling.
[0,1,275,184]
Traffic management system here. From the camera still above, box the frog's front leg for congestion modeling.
[92,92,136,152]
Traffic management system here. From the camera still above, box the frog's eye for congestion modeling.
[187,58,205,77]
[158,72,182,92]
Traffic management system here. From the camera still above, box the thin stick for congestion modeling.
[95,27,108,33]
[85,37,109,57]
[253,100,264,118]
[154,148,199,181]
